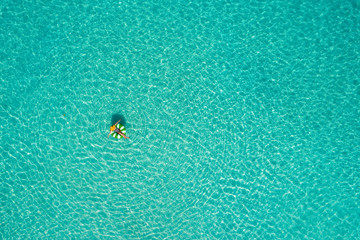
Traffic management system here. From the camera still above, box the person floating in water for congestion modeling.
[108,119,129,139]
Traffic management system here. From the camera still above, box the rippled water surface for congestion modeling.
[1,0,359,239]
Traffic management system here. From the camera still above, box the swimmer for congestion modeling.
[108,119,129,139]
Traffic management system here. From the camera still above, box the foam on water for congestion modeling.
[1,0,359,239]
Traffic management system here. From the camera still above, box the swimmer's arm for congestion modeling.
[110,119,122,128]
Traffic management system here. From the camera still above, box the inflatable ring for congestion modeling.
[110,123,127,139]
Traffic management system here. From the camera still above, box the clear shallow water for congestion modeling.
[1,0,359,239]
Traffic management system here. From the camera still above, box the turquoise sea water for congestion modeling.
[1,0,359,239]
